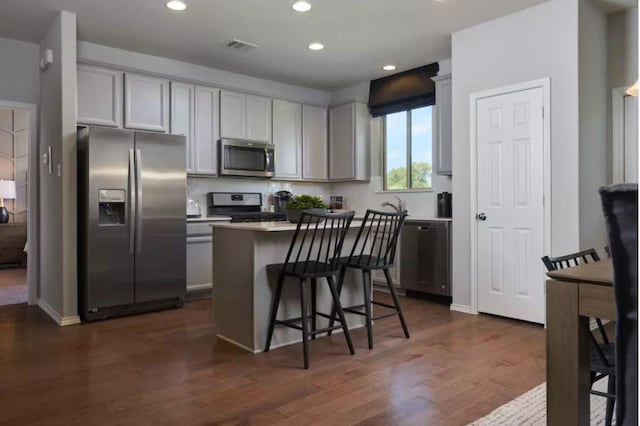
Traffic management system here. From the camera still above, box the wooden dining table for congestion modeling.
[546,259,615,425]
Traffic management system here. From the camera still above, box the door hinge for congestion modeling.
[542,107,545,118]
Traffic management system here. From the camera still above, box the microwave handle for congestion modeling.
[265,148,272,172]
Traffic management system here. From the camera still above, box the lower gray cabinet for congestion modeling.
[186,221,226,292]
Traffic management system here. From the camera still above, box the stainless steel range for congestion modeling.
[207,192,286,223]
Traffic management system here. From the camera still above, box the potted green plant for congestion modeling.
[285,195,328,223]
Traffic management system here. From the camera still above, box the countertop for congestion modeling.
[211,220,366,232]
[404,216,452,223]
[187,216,232,222]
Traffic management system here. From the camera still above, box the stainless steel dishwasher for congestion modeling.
[400,220,451,296]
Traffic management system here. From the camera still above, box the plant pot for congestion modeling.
[286,208,326,224]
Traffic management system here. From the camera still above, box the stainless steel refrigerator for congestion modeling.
[78,126,186,321]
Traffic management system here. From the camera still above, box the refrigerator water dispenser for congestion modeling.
[98,189,126,226]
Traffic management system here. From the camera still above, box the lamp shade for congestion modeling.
[627,80,638,97]
[0,180,16,199]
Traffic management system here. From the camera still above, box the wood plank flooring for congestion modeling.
[0,293,545,425]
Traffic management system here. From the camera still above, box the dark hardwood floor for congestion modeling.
[0,293,545,425]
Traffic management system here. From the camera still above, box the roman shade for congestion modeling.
[368,62,440,117]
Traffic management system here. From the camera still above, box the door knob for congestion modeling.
[476,213,487,221]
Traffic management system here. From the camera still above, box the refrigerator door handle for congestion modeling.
[128,149,136,254]
[135,149,143,254]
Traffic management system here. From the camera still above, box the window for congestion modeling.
[383,106,433,191]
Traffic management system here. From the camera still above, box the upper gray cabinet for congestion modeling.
[193,86,220,175]
[124,73,170,132]
[220,90,272,142]
[302,105,328,181]
[163,82,221,175]
[432,73,452,175]
[273,99,302,180]
[77,64,123,127]
[170,81,195,172]
[329,102,370,181]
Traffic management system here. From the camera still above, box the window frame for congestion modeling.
[382,107,433,192]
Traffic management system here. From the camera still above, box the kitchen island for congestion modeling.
[210,220,366,353]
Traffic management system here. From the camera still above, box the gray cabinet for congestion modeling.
[193,86,220,175]
[220,90,272,142]
[77,64,123,127]
[124,73,170,132]
[273,99,302,179]
[302,104,328,180]
[329,102,370,181]
[432,74,452,175]
[170,82,195,172]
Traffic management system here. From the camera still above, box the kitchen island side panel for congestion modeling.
[212,228,256,351]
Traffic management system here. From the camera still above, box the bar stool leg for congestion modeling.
[605,375,615,426]
[299,278,310,369]
[327,267,347,336]
[311,278,317,340]
[362,270,373,350]
[383,268,410,338]
[265,273,285,352]
[327,275,355,355]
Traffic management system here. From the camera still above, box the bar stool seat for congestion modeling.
[264,210,356,369]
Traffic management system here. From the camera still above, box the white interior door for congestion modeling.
[476,87,545,324]
[624,95,638,183]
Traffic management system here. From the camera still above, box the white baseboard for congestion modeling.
[216,334,259,353]
[217,323,367,355]
[450,303,478,315]
[38,299,81,326]
[187,283,212,292]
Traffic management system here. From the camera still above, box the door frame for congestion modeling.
[612,86,634,183]
[0,99,38,306]
[468,78,551,316]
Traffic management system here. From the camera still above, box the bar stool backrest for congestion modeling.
[541,249,601,271]
[346,209,408,269]
[283,210,355,275]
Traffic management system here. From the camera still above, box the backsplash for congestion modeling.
[187,176,332,211]
[331,175,452,217]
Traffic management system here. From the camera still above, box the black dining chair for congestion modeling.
[328,209,409,349]
[600,183,638,426]
[264,210,356,369]
[542,249,616,425]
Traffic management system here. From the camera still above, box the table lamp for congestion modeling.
[0,180,16,224]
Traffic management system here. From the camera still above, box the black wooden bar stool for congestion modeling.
[328,209,409,349]
[264,210,356,369]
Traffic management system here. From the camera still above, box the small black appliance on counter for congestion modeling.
[437,192,452,218]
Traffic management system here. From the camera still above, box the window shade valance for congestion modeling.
[368,62,440,117]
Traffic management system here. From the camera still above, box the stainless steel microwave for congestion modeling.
[219,138,275,178]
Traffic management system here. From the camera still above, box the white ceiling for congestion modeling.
[0,0,632,90]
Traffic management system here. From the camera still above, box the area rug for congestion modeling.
[0,285,27,306]
[469,379,611,425]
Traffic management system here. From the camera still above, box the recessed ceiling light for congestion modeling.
[308,42,324,51]
[166,0,187,11]
[383,65,396,71]
[292,1,311,12]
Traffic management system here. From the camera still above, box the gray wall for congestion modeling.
[0,38,39,105]
[578,0,609,252]
[450,0,580,308]
[608,7,639,91]
[38,10,78,322]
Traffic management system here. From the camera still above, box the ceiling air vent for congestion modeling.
[226,39,259,52]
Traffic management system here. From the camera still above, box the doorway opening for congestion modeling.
[0,101,36,308]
